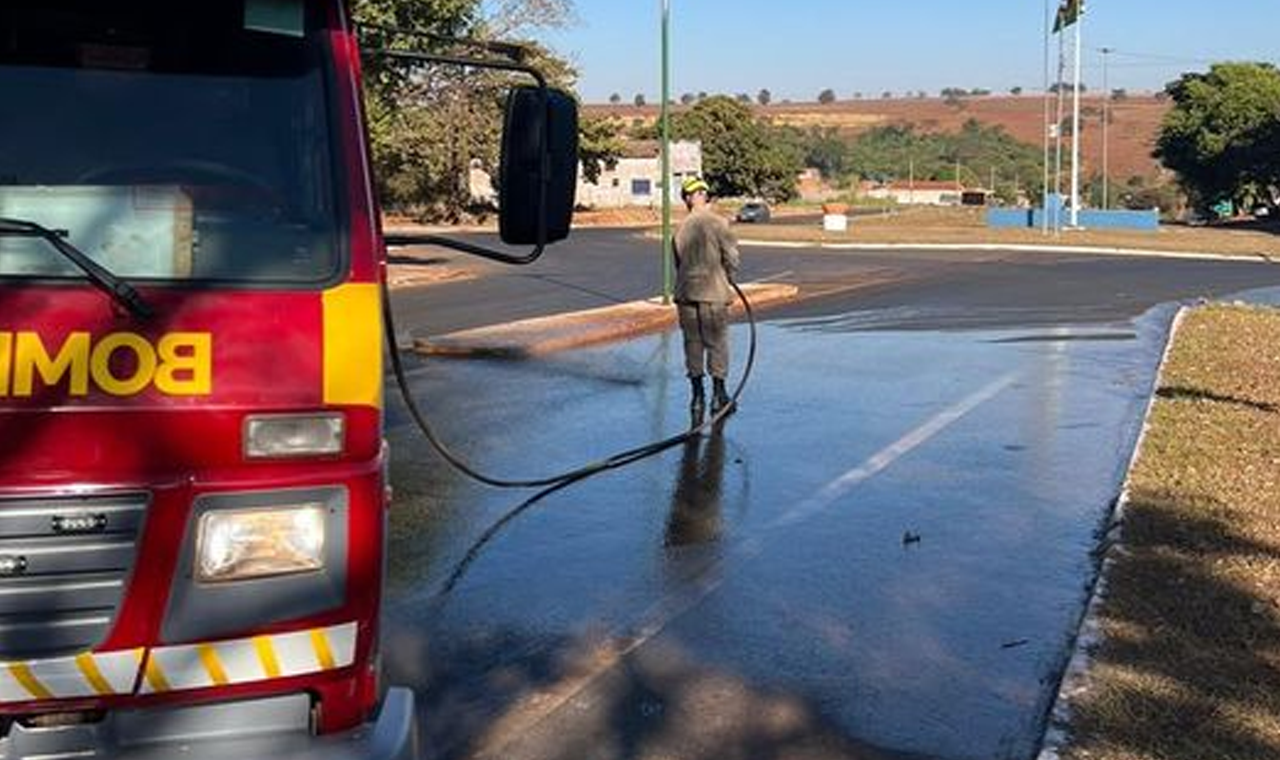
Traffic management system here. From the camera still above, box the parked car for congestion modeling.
[736,201,771,223]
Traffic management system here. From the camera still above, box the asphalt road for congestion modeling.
[381,230,1280,760]
[387,228,1280,337]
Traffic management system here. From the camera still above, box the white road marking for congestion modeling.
[472,371,1021,752]
[773,371,1021,528]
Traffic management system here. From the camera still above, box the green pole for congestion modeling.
[660,0,673,304]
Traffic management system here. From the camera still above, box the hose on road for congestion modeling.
[381,276,758,489]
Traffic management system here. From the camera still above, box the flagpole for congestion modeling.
[1042,0,1051,234]
[1069,4,1083,228]
[1054,24,1065,233]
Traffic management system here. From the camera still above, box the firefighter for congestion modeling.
[674,176,740,422]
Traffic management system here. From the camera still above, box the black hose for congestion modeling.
[381,277,758,489]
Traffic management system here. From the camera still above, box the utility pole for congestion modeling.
[659,0,672,303]
[909,157,915,205]
[1100,46,1113,210]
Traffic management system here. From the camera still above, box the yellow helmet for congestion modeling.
[681,177,710,199]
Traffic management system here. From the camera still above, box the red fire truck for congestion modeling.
[0,0,575,757]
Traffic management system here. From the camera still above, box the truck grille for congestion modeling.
[0,495,146,660]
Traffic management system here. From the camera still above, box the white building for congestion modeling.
[864,180,964,206]
[575,140,702,209]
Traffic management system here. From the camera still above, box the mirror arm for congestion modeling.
[383,233,545,266]
[362,35,554,267]
[367,48,547,90]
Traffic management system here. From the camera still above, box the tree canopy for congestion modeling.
[1154,62,1280,212]
[353,0,610,219]
[670,96,801,202]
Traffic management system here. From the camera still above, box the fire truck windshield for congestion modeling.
[0,0,343,285]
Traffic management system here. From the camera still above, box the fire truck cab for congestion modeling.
[0,0,575,757]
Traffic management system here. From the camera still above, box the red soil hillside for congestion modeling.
[587,95,1171,183]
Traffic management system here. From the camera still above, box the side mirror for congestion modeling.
[499,86,578,246]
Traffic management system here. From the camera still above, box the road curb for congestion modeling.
[737,239,1279,263]
[1034,306,1189,760]
[413,282,800,359]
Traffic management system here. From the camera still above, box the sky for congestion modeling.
[539,0,1280,103]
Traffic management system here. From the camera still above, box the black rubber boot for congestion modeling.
[712,378,734,415]
[689,376,706,426]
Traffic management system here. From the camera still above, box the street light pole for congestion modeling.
[659,0,673,304]
[1100,46,1113,211]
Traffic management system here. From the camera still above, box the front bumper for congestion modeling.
[0,688,417,760]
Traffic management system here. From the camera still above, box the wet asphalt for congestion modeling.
[381,235,1280,760]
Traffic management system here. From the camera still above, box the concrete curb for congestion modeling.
[737,239,1279,263]
[1035,306,1189,760]
[414,282,800,359]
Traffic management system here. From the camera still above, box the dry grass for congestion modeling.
[1062,306,1280,760]
[736,206,1280,259]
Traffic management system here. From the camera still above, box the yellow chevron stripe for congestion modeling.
[310,629,336,670]
[75,653,115,696]
[253,636,282,679]
[9,664,53,701]
[144,654,172,693]
[196,644,229,686]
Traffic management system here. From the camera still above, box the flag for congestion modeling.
[1053,0,1083,33]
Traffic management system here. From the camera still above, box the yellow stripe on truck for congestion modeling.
[322,283,383,408]
[74,653,115,696]
[140,622,357,694]
[0,649,143,703]
[8,664,53,701]
[253,635,282,679]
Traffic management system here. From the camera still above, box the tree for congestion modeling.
[1011,86,1024,96]
[671,96,802,201]
[757,88,773,107]
[736,93,752,104]
[354,0,580,219]
[608,92,621,105]
[817,89,837,105]
[634,93,646,107]
[578,115,624,185]
[844,120,1045,205]
[1155,62,1280,212]
[680,92,696,106]
[882,91,893,100]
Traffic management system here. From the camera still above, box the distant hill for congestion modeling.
[586,95,1170,183]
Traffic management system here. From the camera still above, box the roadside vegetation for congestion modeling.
[1061,305,1280,760]
[356,0,626,221]
[1155,62,1280,217]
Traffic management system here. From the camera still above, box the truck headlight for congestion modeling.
[196,505,326,582]
[245,413,344,459]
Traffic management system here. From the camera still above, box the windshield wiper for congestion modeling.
[0,218,153,320]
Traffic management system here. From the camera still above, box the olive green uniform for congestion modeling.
[674,207,740,379]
